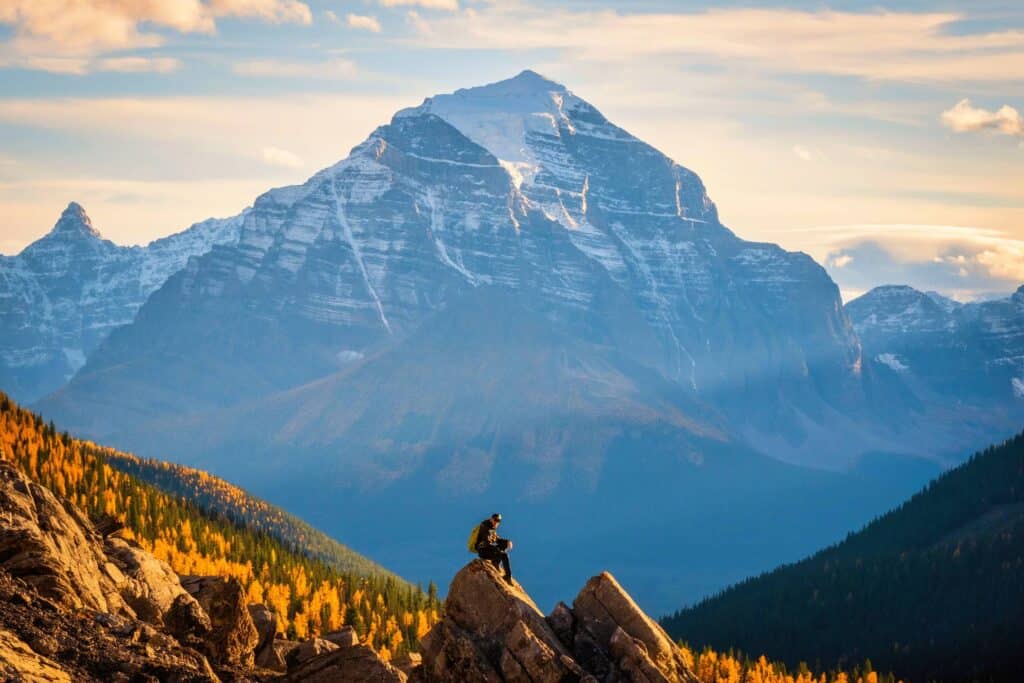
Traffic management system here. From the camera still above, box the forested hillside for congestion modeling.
[663,431,1024,682]
[104,449,392,579]
[0,391,439,658]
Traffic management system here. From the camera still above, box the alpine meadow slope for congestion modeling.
[33,71,1018,611]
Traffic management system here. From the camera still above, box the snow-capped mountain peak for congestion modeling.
[398,70,629,191]
[0,203,243,402]
[49,202,103,240]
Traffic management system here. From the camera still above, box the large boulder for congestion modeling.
[287,636,339,670]
[248,603,280,670]
[0,461,128,615]
[421,561,699,683]
[323,625,359,648]
[258,638,299,673]
[181,575,259,668]
[572,572,697,683]
[104,536,207,632]
[284,643,407,682]
[420,560,588,682]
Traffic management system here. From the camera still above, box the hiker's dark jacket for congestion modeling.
[475,518,505,551]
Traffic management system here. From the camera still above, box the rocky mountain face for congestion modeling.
[39,70,866,462]
[846,284,1024,455]
[0,202,242,403]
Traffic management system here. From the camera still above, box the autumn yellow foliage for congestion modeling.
[0,393,439,655]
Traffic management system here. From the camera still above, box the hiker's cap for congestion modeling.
[491,512,502,521]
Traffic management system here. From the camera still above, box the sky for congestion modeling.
[1,1,1023,302]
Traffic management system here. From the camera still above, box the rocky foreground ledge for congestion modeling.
[0,457,697,681]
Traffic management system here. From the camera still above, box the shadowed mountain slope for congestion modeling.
[662,431,1024,683]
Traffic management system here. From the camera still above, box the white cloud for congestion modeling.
[379,0,458,10]
[977,245,1024,281]
[346,14,382,33]
[811,224,1024,297]
[232,57,358,79]
[96,57,181,73]
[400,6,1024,83]
[210,0,312,25]
[0,0,312,73]
[261,146,303,168]
[941,99,1023,137]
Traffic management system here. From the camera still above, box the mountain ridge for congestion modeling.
[40,70,870,465]
[0,202,243,403]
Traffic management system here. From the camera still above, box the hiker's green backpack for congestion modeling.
[466,523,481,553]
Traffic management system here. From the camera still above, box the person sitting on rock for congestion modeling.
[475,513,513,584]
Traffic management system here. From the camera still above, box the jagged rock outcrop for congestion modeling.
[104,536,208,634]
[571,573,697,683]
[249,603,281,670]
[181,575,260,668]
[421,559,586,682]
[0,459,129,616]
[420,560,698,682]
[419,561,700,683]
[0,458,281,680]
[0,559,218,682]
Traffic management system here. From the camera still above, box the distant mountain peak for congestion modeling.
[476,68,566,93]
[397,69,626,193]
[49,201,102,240]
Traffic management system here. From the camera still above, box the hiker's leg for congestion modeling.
[478,547,502,571]
[500,551,512,580]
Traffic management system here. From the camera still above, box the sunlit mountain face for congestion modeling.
[30,72,1020,611]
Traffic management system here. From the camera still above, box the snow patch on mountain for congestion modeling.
[401,70,580,188]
